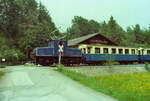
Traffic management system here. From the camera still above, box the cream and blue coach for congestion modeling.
[68,33,150,64]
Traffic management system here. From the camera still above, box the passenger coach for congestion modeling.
[68,33,150,64]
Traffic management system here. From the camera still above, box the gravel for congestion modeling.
[69,65,146,76]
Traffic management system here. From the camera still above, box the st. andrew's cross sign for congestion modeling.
[57,42,65,55]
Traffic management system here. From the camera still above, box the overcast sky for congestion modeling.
[40,0,150,32]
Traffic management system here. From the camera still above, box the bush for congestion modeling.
[103,55,119,67]
[0,47,26,65]
[133,62,138,65]
[104,61,119,67]
[144,62,150,71]
[15,50,27,62]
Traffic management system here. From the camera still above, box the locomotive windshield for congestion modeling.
[48,40,54,48]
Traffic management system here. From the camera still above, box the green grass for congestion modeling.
[0,71,5,79]
[0,64,7,68]
[0,64,6,79]
[0,72,5,76]
[57,65,150,101]
[0,63,19,67]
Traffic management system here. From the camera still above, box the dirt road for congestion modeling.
[0,65,117,101]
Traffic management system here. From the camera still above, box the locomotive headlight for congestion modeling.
[2,58,6,62]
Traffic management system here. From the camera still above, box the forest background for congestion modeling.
[0,0,150,64]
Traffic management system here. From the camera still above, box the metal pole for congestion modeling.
[58,52,61,64]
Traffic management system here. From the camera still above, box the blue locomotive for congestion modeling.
[32,40,83,65]
[32,40,150,66]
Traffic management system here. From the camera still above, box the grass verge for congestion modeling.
[57,65,150,101]
[0,71,5,79]
[0,64,7,68]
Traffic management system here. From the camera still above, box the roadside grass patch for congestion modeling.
[0,71,5,79]
[0,64,8,68]
[24,62,35,67]
[0,72,5,76]
[57,65,150,101]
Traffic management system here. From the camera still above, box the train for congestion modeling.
[31,40,150,66]
[31,40,83,66]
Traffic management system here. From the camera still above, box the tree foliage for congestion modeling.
[0,0,150,64]
[66,16,150,48]
[0,0,59,63]
[66,16,100,39]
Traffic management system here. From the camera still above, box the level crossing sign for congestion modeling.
[57,42,65,55]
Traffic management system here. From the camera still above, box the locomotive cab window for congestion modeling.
[131,49,135,54]
[147,50,150,55]
[48,41,54,48]
[95,48,100,54]
[103,48,108,54]
[119,49,123,54]
[125,49,129,54]
[111,48,116,54]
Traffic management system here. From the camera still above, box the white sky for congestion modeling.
[40,0,150,32]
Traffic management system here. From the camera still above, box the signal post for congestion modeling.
[57,41,65,64]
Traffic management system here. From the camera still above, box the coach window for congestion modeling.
[142,50,144,55]
[125,49,129,54]
[131,49,135,54]
[119,49,123,54]
[147,50,150,55]
[103,48,108,54]
[112,48,116,54]
[95,48,100,54]
[83,48,86,54]
[87,47,91,54]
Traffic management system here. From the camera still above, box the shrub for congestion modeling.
[144,62,150,71]
[133,62,138,65]
[104,61,119,67]
[15,50,27,61]
[103,55,119,67]
[0,48,26,65]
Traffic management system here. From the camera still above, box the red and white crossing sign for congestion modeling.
[57,42,65,55]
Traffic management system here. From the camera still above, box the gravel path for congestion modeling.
[69,64,146,76]
[0,65,117,101]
